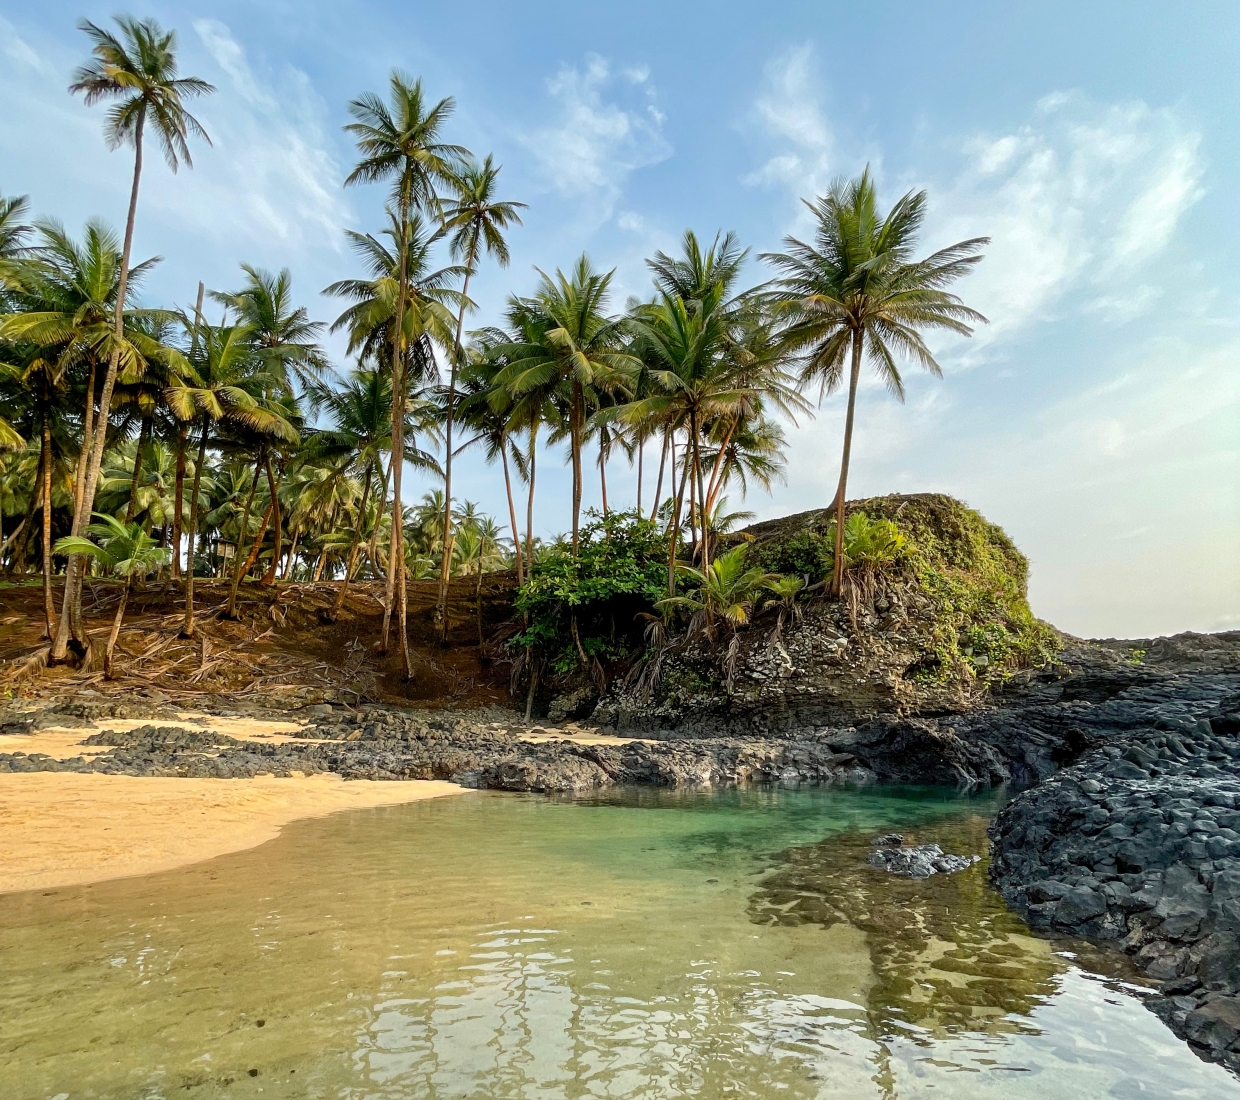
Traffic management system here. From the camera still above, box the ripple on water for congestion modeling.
[1,785,1238,1099]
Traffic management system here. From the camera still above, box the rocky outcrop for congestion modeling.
[989,691,1240,1072]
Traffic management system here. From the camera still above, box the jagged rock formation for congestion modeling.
[989,687,1240,1072]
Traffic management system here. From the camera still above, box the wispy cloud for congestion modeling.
[0,15,54,77]
[181,20,354,253]
[523,54,671,223]
[932,93,1205,362]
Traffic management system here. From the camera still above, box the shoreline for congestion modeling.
[0,771,467,895]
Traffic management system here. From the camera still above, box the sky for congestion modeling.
[1,1,1237,639]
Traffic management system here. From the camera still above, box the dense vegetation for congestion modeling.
[0,14,1002,691]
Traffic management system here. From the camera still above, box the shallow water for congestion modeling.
[2,785,1237,1099]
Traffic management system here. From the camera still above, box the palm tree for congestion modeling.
[0,191,33,295]
[212,265,327,392]
[656,542,781,690]
[56,15,212,661]
[496,257,637,554]
[344,71,466,674]
[308,369,439,619]
[212,265,324,581]
[435,155,525,638]
[456,346,526,583]
[54,513,171,676]
[762,169,988,595]
[167,321,289,635]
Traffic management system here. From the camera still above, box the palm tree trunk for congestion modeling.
[69,359,97,544]
[282,526,300,580]
[636,431,644,519]
[598,432,609,515]
[104,575,131,679]
[239,499,273,578]
[653,426,670,520]
[0,516,29,571]
[397,525,411,677]
[180,421,209,638]
[476,564,483,648]
[330,459,373,620]
[40,411,54,639]
[570,380,583,555]
[667,441,690,596]
[173,282,204,582]
[704,418,739,517]
[437,265,474,643]
[831,329,865,598]
[261,456,281,585]
[499,437,523,585]
[691,415,710,572]
[171,423,187,579]
[225,450,263,619]
[525,423,537,568]
[683,429,697,563]
[125,414,152,522]
[54,106,146,662]
[380,191,412,656]
[367,457,390,584]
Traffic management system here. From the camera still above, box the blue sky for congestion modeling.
[2,1,1237,638]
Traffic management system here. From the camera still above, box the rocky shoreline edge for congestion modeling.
[2,629,1238,1071]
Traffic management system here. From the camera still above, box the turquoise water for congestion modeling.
[1,785,1237,1099]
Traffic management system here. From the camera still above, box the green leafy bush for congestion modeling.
[512,509,671,666]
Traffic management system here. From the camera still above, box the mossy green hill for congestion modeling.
[594,493,1062,731]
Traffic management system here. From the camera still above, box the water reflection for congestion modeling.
[750,815,1064,1040]
[1,789,1237,1099]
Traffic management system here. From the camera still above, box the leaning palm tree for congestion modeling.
[434,155,525,638]
[55,15,212,662]
[344,71,466,673]
[55,514,171,677]
[763,168,988,596]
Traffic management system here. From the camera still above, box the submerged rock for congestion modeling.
[867,841,979,878]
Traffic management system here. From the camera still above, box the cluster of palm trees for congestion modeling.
[0,13,989,679]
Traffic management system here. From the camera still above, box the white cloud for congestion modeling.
[176,20,353,252]
[617,211,646,232]
[524,54,671,221]
[931,95,1205,362]
[742,45,833,196]
[0,16,53,76]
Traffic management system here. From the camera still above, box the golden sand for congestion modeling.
[0,771,466,895]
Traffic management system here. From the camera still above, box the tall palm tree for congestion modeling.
[56,15,212,661]
[495,257,637,554]
[763,168,988,595]
[344,71,466,674]
[212,265,324,580]
[435,156,525,638]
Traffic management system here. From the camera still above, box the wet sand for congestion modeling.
[0,771,466,895]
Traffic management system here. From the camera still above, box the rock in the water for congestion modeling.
[867,842,979,878]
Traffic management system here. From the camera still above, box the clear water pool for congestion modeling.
[2,785,1235,1099]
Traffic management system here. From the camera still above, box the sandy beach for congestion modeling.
[0,771,466,895]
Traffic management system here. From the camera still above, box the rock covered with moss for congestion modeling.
[594,492,1060,733]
